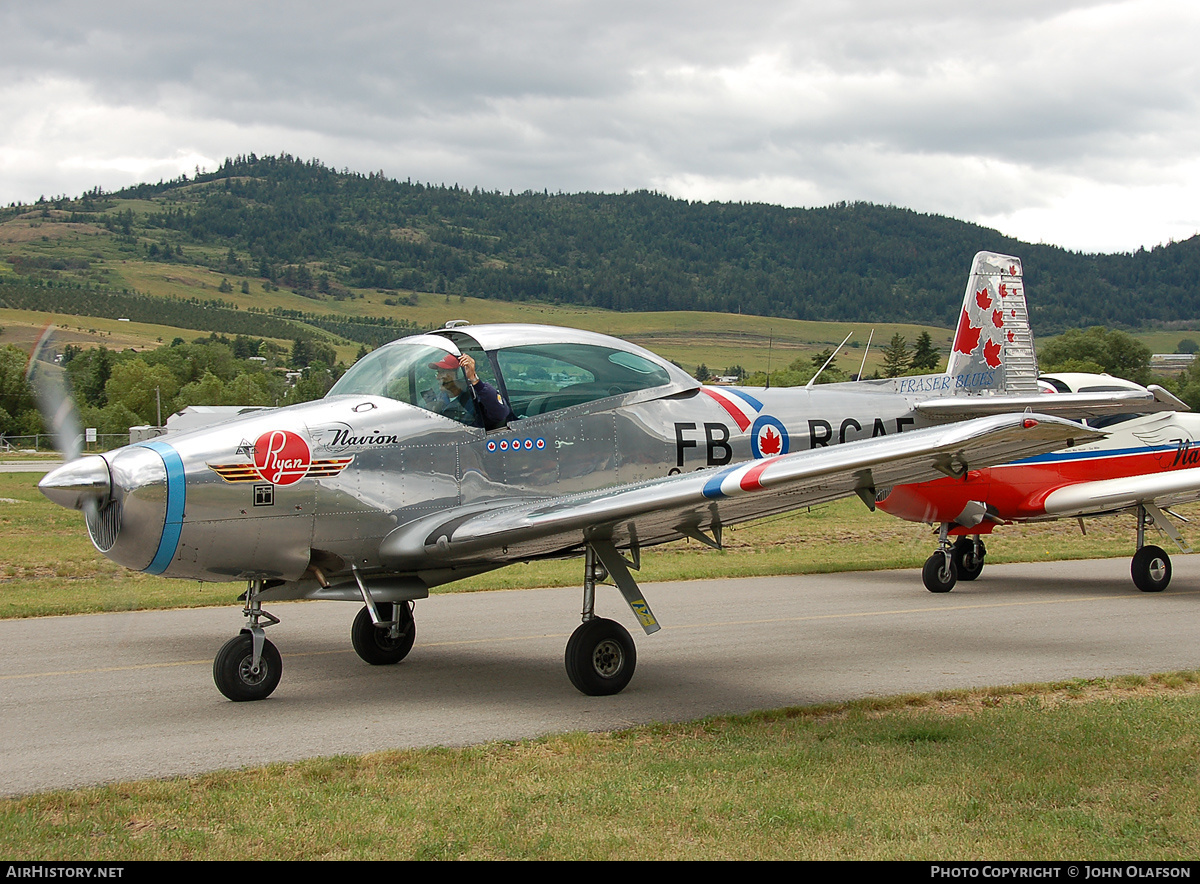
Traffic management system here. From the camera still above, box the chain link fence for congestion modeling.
[0,434,132,453]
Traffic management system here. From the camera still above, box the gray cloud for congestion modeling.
[2,1,1199,251]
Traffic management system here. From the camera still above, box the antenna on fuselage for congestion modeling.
[857,329,874,382]
[807,331,854,389]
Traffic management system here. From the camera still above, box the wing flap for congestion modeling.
[380,413,1101,569]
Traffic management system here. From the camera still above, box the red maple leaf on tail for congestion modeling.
[992,309,1004,328]
[983,339,1003,368]
[954,309,982,354]
[975,287,993,310]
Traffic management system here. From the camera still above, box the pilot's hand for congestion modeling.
[459,354,480,385]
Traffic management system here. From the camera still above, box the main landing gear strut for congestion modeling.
[921,524,986,593]
[348,566,417,665]
[564,541,661,696]
[1132,504,1174,593]
[918,503,1186,596]
[335,545,656,698]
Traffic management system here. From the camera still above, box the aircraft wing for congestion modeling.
[913,385,1186,421]
[1042,467,1200,518]
[380,413,1102,570]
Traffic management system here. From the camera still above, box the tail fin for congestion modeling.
[944,251,1039,395]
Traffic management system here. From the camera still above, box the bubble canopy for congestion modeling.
[327,324,695,424]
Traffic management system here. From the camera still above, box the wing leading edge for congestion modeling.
[380,413,1102,570]
[914,385,1187,422]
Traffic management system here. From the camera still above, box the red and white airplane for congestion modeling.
[875,372,1200,594]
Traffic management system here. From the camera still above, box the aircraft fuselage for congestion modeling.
[80,375,934,587]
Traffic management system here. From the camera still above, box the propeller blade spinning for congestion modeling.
[26,326,110,513]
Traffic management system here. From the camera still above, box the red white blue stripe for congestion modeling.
[701,387,763,432]
[702,455,786,499]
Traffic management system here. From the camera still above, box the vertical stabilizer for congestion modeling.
[944,252,1039,395]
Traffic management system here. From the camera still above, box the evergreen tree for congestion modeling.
[882,333,911,378]
[910,331,941,372]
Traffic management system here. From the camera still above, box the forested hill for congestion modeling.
[13,153,1200,332]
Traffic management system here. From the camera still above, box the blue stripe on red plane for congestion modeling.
[1011,444,1176,465]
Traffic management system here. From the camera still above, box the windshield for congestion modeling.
[328,339,465,412]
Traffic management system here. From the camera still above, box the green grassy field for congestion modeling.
[2,675,1197,859]
[0,297,946,379]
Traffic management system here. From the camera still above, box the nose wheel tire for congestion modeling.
[213,633,282,701]
[565,618,637,696]
[351,603,416,665]
[1131,545,1171,593]
[922,553,957,593]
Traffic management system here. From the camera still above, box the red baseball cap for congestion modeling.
[429,353,461,371]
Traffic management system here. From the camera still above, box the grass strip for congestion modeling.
[1,674,1197,860]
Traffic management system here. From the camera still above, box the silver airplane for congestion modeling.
[35,252,1171,701]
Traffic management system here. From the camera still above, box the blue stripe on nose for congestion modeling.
[136,440,186,575]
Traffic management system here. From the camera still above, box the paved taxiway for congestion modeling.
[0,460,61,473]
[2,556,1198,796]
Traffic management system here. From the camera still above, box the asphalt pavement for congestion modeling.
[1,556,1198,796]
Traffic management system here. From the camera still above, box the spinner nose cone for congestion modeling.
[38,456,112,510]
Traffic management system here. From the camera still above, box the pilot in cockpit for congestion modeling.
[426,352,514,430]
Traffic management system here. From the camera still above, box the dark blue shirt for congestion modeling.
[459,379,515,430]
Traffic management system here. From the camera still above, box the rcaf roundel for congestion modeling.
[750,415,790,459]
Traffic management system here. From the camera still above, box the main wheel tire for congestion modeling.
[213,633,282,701]
[351,603,416,665]
[952,537,986,581]
[565,618,637,696]
[1131,545,1171,593]
[922,552,957,593]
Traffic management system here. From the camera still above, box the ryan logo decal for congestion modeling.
[208,430,353,485]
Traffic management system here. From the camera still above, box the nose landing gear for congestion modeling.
[213,579,282,701]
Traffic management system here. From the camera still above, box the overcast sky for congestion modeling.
[2,1,1198,254]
